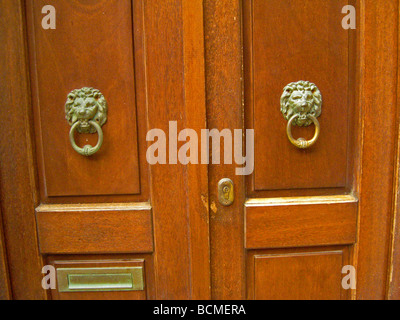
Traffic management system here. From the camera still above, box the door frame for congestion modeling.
[0,0,45,300]
[354,0,399,300]
[0,204,11,300]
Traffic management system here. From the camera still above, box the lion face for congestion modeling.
[280,81,322,127]
[71,96,99,120]
[65,87,107,133]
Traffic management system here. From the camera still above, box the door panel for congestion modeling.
[36,203,153,254]
[29,0,140,197]
[245,195,357,249]
[248,0,353,191]
[247,247,350,300]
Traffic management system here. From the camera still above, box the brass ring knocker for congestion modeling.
[69,120,104,156]
[286,114,320,149]
[65,87,108,157]
[280,81,322,149]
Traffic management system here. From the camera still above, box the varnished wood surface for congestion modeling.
[241,0,357,299]
[182,0,211,300]
[247,247,350,300]
[355,0,399,299]
[27,0,141,197]
[1,0,400,300]
[204,0,245,299]
[144,0,191,299]
[145,0,210,299]
[26,0,151,205]
[244,0,352,191]
[388,18,400,298]
[389,126,400,299]
[254,252,343,300]
[0,205,11,299]
[0,0,46,299]
[245,196,357,249]
[36,203,153,254]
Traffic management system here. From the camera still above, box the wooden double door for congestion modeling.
[1,0,400,300]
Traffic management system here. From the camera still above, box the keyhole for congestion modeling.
[218,178,234,206]
[223,186,230,200]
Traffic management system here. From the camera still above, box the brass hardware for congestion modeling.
[280,81,322,149]
[57,267,144,292]
[65,87,108,156]
[218,178,234,206]
[287,114,320,149]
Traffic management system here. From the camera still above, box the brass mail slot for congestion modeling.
[57,267,144,292]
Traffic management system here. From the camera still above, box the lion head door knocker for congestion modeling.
[280,81,322,149]
[65,87,108,156]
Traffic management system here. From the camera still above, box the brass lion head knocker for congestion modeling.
[65,87,108,156]
[280,81,322,149]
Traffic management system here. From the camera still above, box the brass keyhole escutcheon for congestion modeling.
[218,178,234,206]
[280,81,322,149]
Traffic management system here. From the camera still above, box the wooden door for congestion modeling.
[1,0,400,300]
[0,0,210,300]
[204,0,400,300]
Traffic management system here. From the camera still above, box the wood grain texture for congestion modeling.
[27,0,140,197]
[36,203,153,254]
[0,205,11,300]
[24,0,150,205]
[204,0,245,299]
[244,0,352,191]
[144,0,191,299]
[248,248,349,300]
[355,0,399,300]
[246,196,357,249]
[144,0,210,299]
[0,0,46,300]
[389,128,400,299]
[388,11,400,298]
[182,0,211,300]
[1,0,397,301]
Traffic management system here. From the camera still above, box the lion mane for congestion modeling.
[280,81,322,126]
[65,87,107,133]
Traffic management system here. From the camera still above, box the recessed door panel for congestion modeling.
[29,0,140,197]
[247,248,349,300]
[245,0,353,191]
